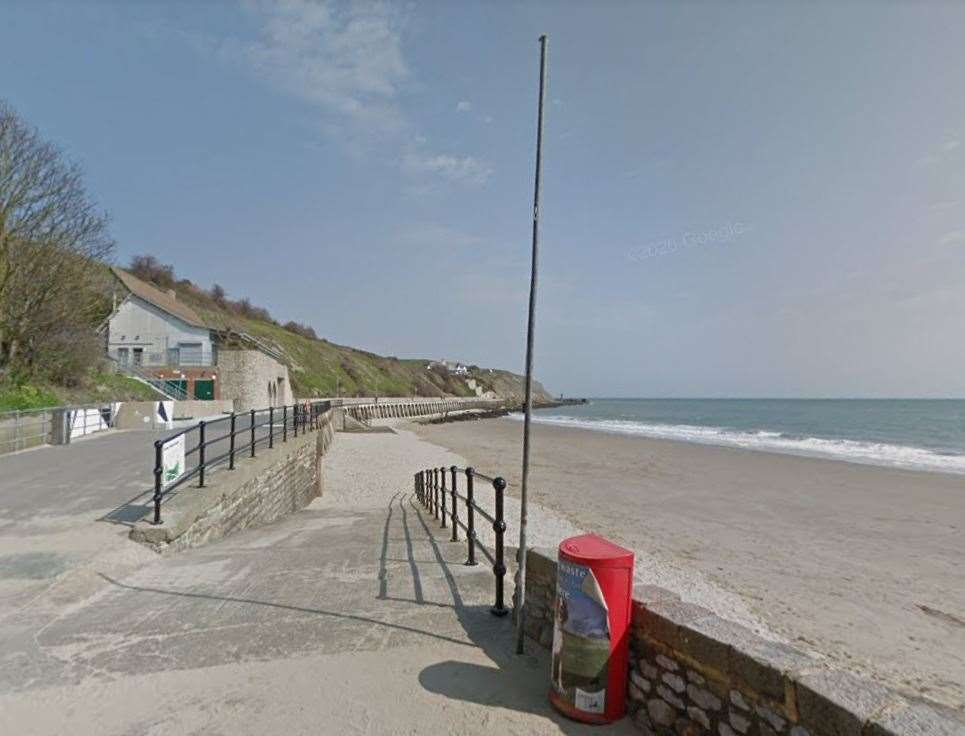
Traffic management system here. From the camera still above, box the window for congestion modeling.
[178,343,203,366]
[167,347,180,365]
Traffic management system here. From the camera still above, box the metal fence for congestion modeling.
[0,407,57,455]
[0,403,114,456]
[413,466,509,616]
[150,400,332,525]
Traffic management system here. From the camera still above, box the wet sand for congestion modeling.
[411,416,965,712]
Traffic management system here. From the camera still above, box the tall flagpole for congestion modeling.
[516,33,548,656]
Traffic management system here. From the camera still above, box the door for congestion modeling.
[163,379,187,397]
[193,379,215,400]
[133,348,144,367]
[117,348,129,366]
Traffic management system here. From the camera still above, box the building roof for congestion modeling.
[110,267,209,329]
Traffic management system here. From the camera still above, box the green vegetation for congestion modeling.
[0,371,162,411]
[0,101,548,407]
[196,301,545,400]
[0,383,60,411]
[126,256,550,401]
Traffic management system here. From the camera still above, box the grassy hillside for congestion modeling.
[1,257,552,409]
[188,300,549,401]
[0,371,163,411]
[128,265,554,402]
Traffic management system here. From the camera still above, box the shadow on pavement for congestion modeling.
[97,571,477,649]
[97,487,154,526]
[407,496,632,734]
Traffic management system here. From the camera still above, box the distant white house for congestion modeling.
[432,358,470,376]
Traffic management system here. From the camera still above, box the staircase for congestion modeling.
[111,359,189,401]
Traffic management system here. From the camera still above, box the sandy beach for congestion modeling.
[411,416,965,713]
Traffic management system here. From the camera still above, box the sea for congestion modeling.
[515,398,965,475]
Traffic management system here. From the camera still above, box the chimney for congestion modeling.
[167,289,176,300]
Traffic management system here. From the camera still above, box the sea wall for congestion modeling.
[523,548,960,736]
[341,397,505,423]
[131,409,335,552]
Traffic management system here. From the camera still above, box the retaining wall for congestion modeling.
[217,349,293,411]
[131,409,335,552]
[112,399,232,429]
[523,548,962,736]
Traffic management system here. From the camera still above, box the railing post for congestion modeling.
[283,405,288,442]
[198,421,207,487]
[464,467,477,566]
[228,412,236,469]
[269,406,274,449]
[450,465,458,542]
[294,404,298,437]
[491,476,508,616]
[433,468,439,518]
[440,466,447,528]
[153,440,163,525]
[250,409,256,457]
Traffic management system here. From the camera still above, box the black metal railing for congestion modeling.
[151,400,331,525]
[413,465,508,617]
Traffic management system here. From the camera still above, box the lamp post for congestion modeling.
[516,34,548,656]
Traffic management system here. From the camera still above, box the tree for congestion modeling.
[282,320,318,340]
[129,254,174,288]
[0,100,114,374]
[210,283,227,306]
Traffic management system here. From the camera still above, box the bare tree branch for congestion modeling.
[0,100,114,375]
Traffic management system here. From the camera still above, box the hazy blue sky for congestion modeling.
[2,1,964,397]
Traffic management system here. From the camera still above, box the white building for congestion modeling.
[101,267,293,408]
[106,267,215,369]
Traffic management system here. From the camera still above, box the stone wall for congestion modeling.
[217,349,293,411]
[131,409,335,552]
[523,548,962,736]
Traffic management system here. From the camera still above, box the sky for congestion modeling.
[2,1,964,398]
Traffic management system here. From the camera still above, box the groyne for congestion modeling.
[338,397,506,423]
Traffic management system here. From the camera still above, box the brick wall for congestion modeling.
[523,548,962,736]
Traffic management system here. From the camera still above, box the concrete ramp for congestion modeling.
[0,493,634,734]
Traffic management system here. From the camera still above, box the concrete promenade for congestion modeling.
[0,426,634,734]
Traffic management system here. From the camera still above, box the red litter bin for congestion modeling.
[548,534,635,724]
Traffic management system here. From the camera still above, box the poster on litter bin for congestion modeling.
[551,559,611,714]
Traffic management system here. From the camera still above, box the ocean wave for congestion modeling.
[507,414,965,474]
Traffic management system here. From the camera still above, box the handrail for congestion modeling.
[151,400,331,525]
[413,465,508,617]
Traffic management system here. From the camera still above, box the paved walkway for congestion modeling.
[0,429,636,734]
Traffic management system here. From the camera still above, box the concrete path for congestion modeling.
[0,427,637,734]
[0,430,167,633]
